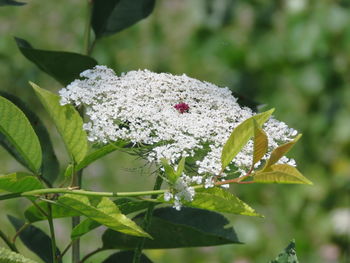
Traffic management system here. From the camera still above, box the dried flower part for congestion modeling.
[60,66,298,209]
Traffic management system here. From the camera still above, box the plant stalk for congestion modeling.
[0,229,18,252]
[133,175,163,263]
[47,204,58,263]
[83,0,94,55]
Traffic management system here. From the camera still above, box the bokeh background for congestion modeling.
[0,0,349,262]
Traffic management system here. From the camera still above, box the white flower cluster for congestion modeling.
[60,66,298,209]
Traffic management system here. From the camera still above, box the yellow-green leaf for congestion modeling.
[254,164,313,185]
[160,187,262,217]
[0,247,38,263]
[252,119,268,166]
[0,96,42,173]
[58,194,150,238]
[160,158,177,184]
[31,83,88,163]
[221,109,274,170]
[263,134,302,171]
[0,172,43,193]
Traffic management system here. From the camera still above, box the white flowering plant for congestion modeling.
[0,1,312,263]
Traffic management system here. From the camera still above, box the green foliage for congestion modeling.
[57,194,151,238]
[221,109,274,170]
[0,173,43,193]
[102,251,153,263]
[92,0,156,38]
[15,38,97,86]
[262,135,302,171]
[8,216,61,263]
[102,207,240,249]
[0,92,59,184]
[252,119,268,166]
[0,0,25,6]
[269,240,299,263]
[64,142,127,178]
[24,202,79,222]
[0,96,42,173]
[184,187,261,217]
[254,164,313,185]
[0,247,38,263]
[31,83,88,163]
[71,198,151,240]
[160,157,185,184]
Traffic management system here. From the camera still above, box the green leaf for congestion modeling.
[71,198,151,240]
[57,194,150,238]
[0,173,43,193]
[0,96,42,173]
[263,134,302,171]
[15,37,97,86]
[24,202,80,222]
[252,119,268,166]
[160,158,177,184]
[269,240,299,263]
[181,187,261,217]
[175,157,186,177]
[92,0,156,38]
[8,216,61,263]
[102,207,241,249]
[221,109,274,170]
[0,0,25,6]
[0,92,59,184]
[102,251,153,263]
[253,164,313,185]
[0,247,38,263]
[64,142,126,178]
[31,83,88,163]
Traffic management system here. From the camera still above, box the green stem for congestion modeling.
[0,193,21,201]
[47,204,58,263]
[3,173,253,202]
[72,170,82,263]
[0,229,18,252]
[133,175,163,263]
[83,0,94,55]
[22,188,167,198]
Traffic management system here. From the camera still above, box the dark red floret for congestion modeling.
[174,103,190,113]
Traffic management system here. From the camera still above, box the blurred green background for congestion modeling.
[0,0,349,262]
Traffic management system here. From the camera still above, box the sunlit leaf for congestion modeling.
[0,247,38,263]
[71,198,151,240]
[15,37,97,86]
[0,96,42,173]
[263,134,302,171]
[184,187,261,216]
[58,194,150,238]
[221,109,274,170]
[102,207,241,249]
[254,164,313,185]
[252,119,268,166]
[31,83,88,163]
[0,92,59,184]
[0,173,43,193]
[92,0,156,38]
[8,216,61,263]
[175,157,186,177]
[269,240,299,263]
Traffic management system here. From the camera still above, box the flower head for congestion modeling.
[59,66,298,208]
